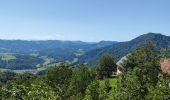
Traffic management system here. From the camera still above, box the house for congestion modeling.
[116,55,128,75]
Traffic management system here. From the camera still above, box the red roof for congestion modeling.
[160,58,170,73]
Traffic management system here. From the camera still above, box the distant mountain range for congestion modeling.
[0,39,115,69]
[0,40,115,54]
[0,33,170,70]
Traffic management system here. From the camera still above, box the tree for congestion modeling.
[97,53,117,79]
[0,71,17,85]
[159,45,170,59]
[0,77,57,100]
[66,64,95,99]
[160,48,168,59]
[46,64,72,99]
[122,42,160,86]
[103,79,111,93]
[25,78,57,100]
[114,68,146,100]
[147,80,170,100]
[83,81,100,100]
[114,42,161,99]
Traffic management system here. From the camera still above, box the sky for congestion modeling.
[0,0,170,42]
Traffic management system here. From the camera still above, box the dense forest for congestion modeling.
[0,42,170,99]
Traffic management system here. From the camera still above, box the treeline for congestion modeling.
[0,64,114,99]
[0,42,170,99]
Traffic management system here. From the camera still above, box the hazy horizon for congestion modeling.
[0,32,167,42]
[0,0,170,42]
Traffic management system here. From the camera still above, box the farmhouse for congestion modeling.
[116,55,128,75]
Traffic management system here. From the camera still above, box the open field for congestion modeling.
[99,78,117,88]
[0,53,16,60]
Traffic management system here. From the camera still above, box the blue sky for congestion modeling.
[0,0,170,42]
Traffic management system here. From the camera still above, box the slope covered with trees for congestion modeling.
[78,33,170,65]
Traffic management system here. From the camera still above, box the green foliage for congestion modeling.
[24,78,57,100]
[98,78,117,100]
[114,68,146,100]
[0,40,168,100]
[84,81,100,100]
[122,42,160,86]
[46,64,72,99]
[46,64,96,100]
[160,48,168,59]
[147,80,170,100]
[67,64,95,99]
[103,79,111,93]
[113,42,161,100]
[0,77,57,100]
[0,71,17,85]
[97,53,117,79]
[159,46,170,59]
[1,64,92,99]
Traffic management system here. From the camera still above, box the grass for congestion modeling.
[74,49,85,57]
[0,53,16,60]
[99,78,117,88]
[109,78,117,87]
[30,52,39,57]
[13,69,37,74]
[99,78,117,98]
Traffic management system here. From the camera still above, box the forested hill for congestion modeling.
[78,33,170,65]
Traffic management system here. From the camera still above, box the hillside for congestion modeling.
[78,33,170,65]
[0,40,115,70]
[0,53,43,70]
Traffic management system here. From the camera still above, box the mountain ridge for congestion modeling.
[78,33,170,65]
